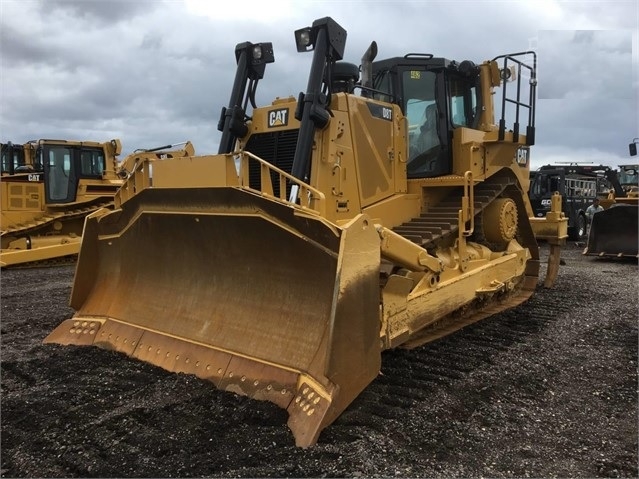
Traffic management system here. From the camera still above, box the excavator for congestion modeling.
[1,139,195,267]
[583,141,638,258]
[45,17,566,447]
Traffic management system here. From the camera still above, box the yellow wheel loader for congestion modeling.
[46,17,564,447]
[583,160,638,258]
[1,139,195,267]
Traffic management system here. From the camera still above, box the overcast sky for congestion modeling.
[1,0,637,170]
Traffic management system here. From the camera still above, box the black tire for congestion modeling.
[575,215,587,240]
[569,214,587,241]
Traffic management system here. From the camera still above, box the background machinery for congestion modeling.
[1,139,123,267]
[1,139,195,267]
[46,17,565,447]
[529,163,610,241]
[583,143,638,257]
[1,142,30,175]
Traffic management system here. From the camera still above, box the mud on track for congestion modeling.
[1,243,637,478]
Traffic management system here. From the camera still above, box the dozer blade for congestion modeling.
[45,187,382,447]
[584,205,639,258]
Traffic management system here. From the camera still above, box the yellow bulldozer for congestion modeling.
[1,139,195,267]
[46,17,566,447]
[1,141,29,176]
[1,139,124,267]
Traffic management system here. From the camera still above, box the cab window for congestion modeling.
[449,78,477,128]
[80,149,105,177]
[45,147,72,201]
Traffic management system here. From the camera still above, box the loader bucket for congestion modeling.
[45,187,382,447]
[584,205,639,257]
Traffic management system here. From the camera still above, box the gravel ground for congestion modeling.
[1,242,637,478]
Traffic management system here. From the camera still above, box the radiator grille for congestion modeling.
[244,129,299,198]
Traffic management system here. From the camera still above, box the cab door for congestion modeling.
[42,145,79,204]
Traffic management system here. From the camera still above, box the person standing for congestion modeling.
[585,197,604,225]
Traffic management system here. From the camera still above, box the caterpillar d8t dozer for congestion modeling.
[46,17,565,447]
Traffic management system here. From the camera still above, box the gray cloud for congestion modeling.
[38,0,158,23]
[0,23,53,65]
[1,0,637,167]
[538,30,633,100]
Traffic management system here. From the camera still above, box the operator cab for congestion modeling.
[617,164,639,192]
[371,55,481,178]
[37,142,107,204]
[1,143,27,175]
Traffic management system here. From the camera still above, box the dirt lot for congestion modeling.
[1,242,637,478]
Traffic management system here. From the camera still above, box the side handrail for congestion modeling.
[235,150,326,216]
[115,150,327,217]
